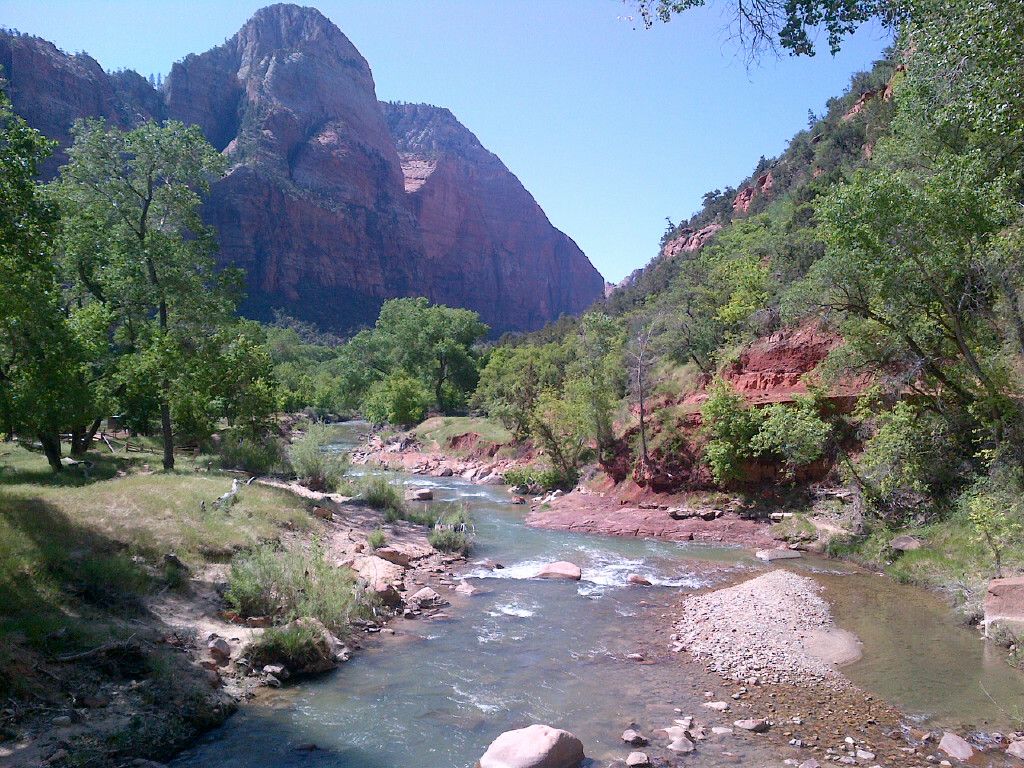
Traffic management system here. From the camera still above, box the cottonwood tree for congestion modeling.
[52,119,232,470]
[0,89,92,470]
[627,312,666,470]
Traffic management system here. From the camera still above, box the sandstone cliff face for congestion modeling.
[383,103,605,332]
[0,33,163,176]
[0,5,604,333]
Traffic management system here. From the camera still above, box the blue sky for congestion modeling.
[3,1,891,282]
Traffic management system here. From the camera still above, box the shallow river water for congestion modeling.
[173,424,1024,767]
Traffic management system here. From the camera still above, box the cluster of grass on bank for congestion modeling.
[0,441,311,677]
[826,514,1024,612]
[413,416,512,453]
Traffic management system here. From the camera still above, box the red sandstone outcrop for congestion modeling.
[383,102,605,332]
[0,6,604,333]
[732,170,775,215]
[660,223,722,259]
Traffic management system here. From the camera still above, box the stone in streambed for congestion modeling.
[535,561,582,581]
[478,724,584,768]
[733,719,769,733]
[455,580,481,596]
[625,752,650,767]
[755,548,802,562]
[621,729,647,746]
[1006,739,1024,760]
[405,487,433,501]
[938,732,974,762]
[627,574,652,586]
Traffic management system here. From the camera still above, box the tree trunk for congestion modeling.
[160,401,174,470]
[69,417,101,458]
[38,431,63,472]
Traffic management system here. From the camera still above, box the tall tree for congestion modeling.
[52,119,231,469]
[0,87,92,471]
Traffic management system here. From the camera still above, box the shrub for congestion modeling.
[428,505,474,554]
[504,465,569,492]
[360,476,405,519]
[362,372,431,427]
[246,622,329,672]
[750,396,832,476]
[288,423,348,492]
[225,543,373,636]
[367,528,386,550]
[700,379,763,484]
[219,428,287,474]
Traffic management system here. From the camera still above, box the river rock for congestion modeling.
[409,587,444,607]
[479,472,505,485]
[511,496,527,505]
[798,760,821,768]
[890,534,924,552]
[353,555,405,606]
[755,548,802,562]
[478,723,584,768]
[733,719,769,733]
[625,752,650,767]
[374,547,412,568]
[535,561,582,581]
[438,467,454,477]
[1006,739,1024,760]
[405,487,434,502]
[208,637,231,662]
[621,729,647,746]
[938,732,974,762]
[627,574,652,586]
[702,701,729,712]
[983,576,1024,635]
[455,580,481,596]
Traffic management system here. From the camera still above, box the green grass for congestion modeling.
[0,442,311,649]
[827,512,1024,610]
[226,543,374,635]
[413,416,513,451]
[367,528,386,550]
[360,476,406,519]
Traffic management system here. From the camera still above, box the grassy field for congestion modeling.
[413,416,513,451]
[0,440,310,665]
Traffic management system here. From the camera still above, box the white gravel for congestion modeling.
[673,570,860,686]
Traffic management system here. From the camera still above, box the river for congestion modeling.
[172,423,1024,767]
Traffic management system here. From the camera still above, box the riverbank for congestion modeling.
[0,441,466,768]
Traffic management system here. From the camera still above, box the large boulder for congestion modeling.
[983,576,1024,635]
[353,555,405,606]
[938,732,974,762]
[478,724,584,768]
[891,534,924,552]
[535,562,582,581]
[405,487,434,502]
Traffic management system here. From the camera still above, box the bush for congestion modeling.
[362,372,431,427]
[225,543,373,636]
[700,379,763,484]
[360,476,406,519]
[219,428,286,474]
[504,465,569,492]
[427,504,474,554]
[246,621,330,672]
[750,396,832,476]
[367,528,385,550]
[288,423,348,492]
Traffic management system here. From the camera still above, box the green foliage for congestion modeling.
[0,86,93,470]
[427,504,474,554]
[750,396,831,474]
[359,477,405,518]
[961,473,1024,578]
[225,542,370,635]
[700,379,764,484]
[367,528,386,550]
[51,118,233,469]
[288,423,348,492]
[503,465,568,492]
[219,429,287,475]
[362,372,431,427]
[246,622,329,672]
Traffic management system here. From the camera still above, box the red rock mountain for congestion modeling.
[383,103,603,332]
[0,5,603,333]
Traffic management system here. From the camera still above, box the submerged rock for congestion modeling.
[478,724,584,768]
[535,561,582,581]
[938,732,974,762]
[755,548,802,562]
